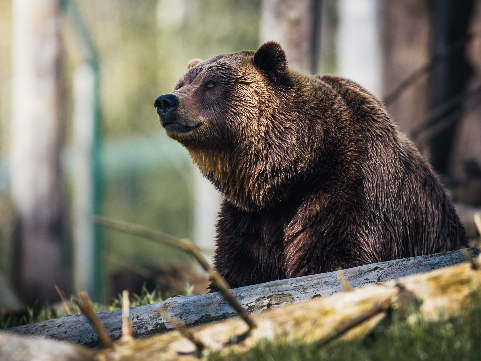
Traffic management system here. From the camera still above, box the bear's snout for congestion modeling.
[155,93,179,121]
[155,93,204,136]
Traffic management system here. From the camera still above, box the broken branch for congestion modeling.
[121,290,133,342]
[73,291,113,349]
[94,216,257,330]
[157,305,206,353]
[337,268,351,292]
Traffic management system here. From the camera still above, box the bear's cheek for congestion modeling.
[222,105,259,143]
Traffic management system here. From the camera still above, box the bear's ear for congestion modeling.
[187,59,202,70]
[253,41,290,86]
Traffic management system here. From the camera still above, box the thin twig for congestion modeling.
[384,29,481,106]
[337,268,351,292]
[94,216,185,249]
[94,216,211,254]
[73,291,113,348]
[103,252,155,279]
[158,305,206,353]
[208,270,257,330]
[121,290,133,342]
[409,84,481,139]
[94,216,257,330]
[54,285,71,315]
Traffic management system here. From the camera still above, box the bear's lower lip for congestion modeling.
[163,122,202,135]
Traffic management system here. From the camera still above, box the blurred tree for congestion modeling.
[260,0,322,73]
[430,0,475,175]
[10,0,66,305]
[382,0,432,136]
[383,0,480,185]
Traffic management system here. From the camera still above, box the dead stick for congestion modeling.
[94,216,183,249]
[209,269,257,330]
[54,285,71,315]
[121,290,133,342]
[94,216,257,330]
[314,298,391,348]
[158,305,206,353]
[180,240,257,330]
[73,291,113,348]
[337,268,351,292]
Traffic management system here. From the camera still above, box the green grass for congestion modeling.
[207,290,481,361]
[0,284,164,330]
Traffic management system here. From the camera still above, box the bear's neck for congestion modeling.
[187,122,326,212]
[188,147,279,212]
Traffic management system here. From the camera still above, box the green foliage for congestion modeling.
[109,284,164,310]
[101,139,194,271]
[0,284,164,330]
[207,291,481,361]
[78,0,261,138]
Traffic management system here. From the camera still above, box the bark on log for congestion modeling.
[4,248,478,347]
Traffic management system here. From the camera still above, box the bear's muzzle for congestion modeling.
[154,93,203,135]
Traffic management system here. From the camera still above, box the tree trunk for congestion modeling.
[260,0,321,74]
[382,0,432,137]
[430,0,475,175]
[446,0,481,181]
[10,0,65,305]
[337,0,382,97]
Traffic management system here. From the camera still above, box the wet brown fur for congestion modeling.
[156,42,467,289]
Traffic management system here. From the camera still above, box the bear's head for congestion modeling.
[155,42,325,211]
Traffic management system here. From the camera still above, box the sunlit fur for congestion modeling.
[157,41,467,289]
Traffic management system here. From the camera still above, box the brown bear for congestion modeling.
[154,41,467,289]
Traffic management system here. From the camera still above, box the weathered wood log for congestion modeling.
[95,257,481,360]
[4,248,479,347]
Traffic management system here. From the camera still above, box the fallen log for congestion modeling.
[4,248,479,347]
[0,332,93,361]
[96,257,481,360]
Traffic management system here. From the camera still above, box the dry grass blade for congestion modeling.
[73,291,113,349]
[158,305,206,354]
[337,268,351,292]
[121,290,133,342]
[54,284,71,315]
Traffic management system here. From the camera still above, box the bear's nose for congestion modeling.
[154,94,179,118]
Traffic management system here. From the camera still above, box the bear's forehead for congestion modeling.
[182,51,256,84]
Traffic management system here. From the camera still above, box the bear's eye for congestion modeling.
[204,81,216,89]
[175,81,185,90]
